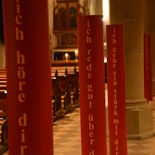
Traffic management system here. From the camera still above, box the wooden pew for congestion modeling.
[55,68,72,113]
[0,67,79,120]
[52,75,63,120]
[0,67,79,146]
[1,118,8,146]
[65,67,79,106]
[0,70,7,119]
[0,70,8,147]
[51,67,79,119]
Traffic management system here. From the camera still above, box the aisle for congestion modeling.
[54,107,155,155]
[53,108,81,155]
[2,105,155,155]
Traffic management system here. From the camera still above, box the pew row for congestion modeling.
[52,67,79,121]
[0,66,79,119]
[0,67,79,145]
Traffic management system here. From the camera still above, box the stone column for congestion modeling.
[110,0,154,139]
[89,0,102,15]
[144,0,155,98]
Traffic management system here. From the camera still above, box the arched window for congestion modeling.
[69,7,77,28]
[59,7,66,29]
[54,8,58,30]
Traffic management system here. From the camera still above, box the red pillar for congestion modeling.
[78,15,107,155]
[107,24,127,155]
[3,0,53,154]
[144,33,153,101]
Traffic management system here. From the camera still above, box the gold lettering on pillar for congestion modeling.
[86,20,92,43]
[18,113,28,154]
[15,15,23,25]
[15,0,24,40]
[17,51,25,64]
[15,1,28,154]
[86,19,95,155]
[15,27,24,40]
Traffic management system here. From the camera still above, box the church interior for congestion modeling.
[0,0,155,154]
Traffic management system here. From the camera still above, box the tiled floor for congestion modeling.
[2,102,155,155]
[54,107,155,155]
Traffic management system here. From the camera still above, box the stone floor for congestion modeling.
[2,101,155,155]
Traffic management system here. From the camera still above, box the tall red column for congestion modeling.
[78,15,107,155]
[144,33,153,101]
[3,0,53,154]
[107,24,127,155]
